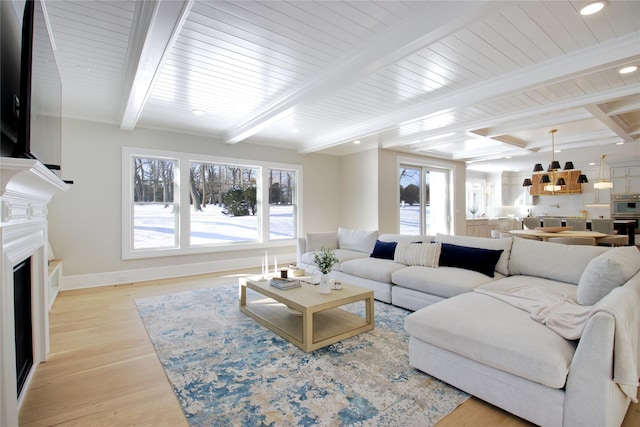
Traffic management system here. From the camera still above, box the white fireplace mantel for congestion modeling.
[1,158,69,209]
[1,158,69,426]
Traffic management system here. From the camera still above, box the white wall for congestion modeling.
[48,119,472,289]
[48,118,342,288]
[340,149,378,230]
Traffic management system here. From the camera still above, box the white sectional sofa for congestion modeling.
[296,228,640,426]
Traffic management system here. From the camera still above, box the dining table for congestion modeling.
[508,229,607,242]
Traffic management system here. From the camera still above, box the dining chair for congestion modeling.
[565,218,587,231]
[522,217,540,230]
[541,218,562,227]
[547,237,596,246]
[590,219,629,246]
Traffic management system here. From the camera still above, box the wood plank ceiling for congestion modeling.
[39,0,640,171]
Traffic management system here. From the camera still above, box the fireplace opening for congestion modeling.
[14,257,33,397]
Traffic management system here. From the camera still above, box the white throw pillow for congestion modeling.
[337,227,379,253]
[306,231,338,251]
[394,241,441,267]
[577,247,640,305]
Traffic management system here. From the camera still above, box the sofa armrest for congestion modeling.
[564,311,630,426]
[296,237,307,267]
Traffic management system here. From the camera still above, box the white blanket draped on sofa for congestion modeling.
[475,286,640,402]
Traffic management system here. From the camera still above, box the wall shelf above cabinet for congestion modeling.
[529,170,583,196]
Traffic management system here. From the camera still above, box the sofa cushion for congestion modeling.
[435,233,513,276]
[338,227,379,253]
[392,265,500,299]
[479,275,579,302]
[306,231,338,251]
[439,243,503,277]
[577,246,640,305]
[509,238,609,285]
[370,240,397,260]
[405,292,577,389]
[340,258,407,284]
[300,249,368,271]
[394,241,441,267]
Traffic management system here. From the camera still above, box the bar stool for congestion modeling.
[565,218,587,231]
[522,218,540,230]
[542,218,562,228]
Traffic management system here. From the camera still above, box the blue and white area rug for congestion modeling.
[135,284,469,426]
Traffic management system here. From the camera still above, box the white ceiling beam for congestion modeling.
[302,34,640,154]
[382,85,637,150]
[584,104,636,142]
[222,0,513,145]
[120,0,193,131]
[469,110,594,139]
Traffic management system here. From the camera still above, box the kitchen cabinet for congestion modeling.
[466,219,489,237]
[582,169,610,204]
[611,165,640,194]
[583,182,610,204]
[530,170,582,196]
[502,173,532,206]
[488,218,519,234]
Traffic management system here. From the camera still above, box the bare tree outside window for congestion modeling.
[399,165,450,235]
[399,167,421,234]
[189,162,258,245]
[269,168,296,240]
[124,147,301,258]
[133,157,177,249]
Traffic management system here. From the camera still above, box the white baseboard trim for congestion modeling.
[62,252,297,290]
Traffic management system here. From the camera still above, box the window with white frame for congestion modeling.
[132,156,178,249]
[122,147,300,259]
[268,168,297,240]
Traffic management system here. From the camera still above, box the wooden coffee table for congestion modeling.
[239,278,374,352]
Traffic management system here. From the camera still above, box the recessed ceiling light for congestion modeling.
[353,140,361,144]
[290,128,299,133]
[589,162,596,166]
[192,109,205,116]
[619,65,638,74]
[616,142,625,145]
[580,1,606,16]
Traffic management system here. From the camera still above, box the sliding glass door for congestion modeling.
[399,165,450,235]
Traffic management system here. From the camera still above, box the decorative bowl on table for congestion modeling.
[534,226,573,233]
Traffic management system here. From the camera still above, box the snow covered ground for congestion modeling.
[134,204,423,249]
[133,204,294,249]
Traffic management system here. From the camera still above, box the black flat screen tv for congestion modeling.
[1,0,62,172]
[0,0,23,155]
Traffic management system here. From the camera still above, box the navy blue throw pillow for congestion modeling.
[370,240,397,260]
[438,243,504,277]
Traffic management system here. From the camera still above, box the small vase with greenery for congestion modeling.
[314,247,339,294]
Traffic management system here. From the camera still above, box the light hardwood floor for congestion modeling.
[19,271,640,426]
